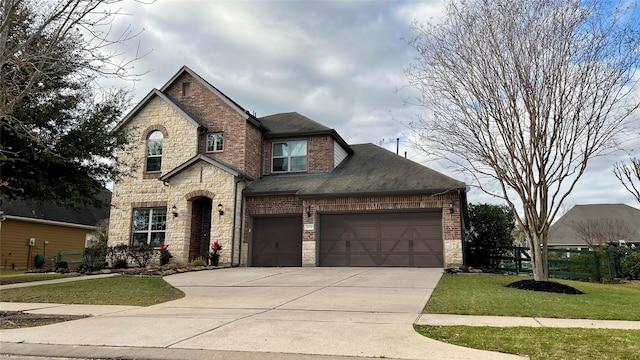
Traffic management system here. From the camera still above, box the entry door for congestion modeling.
[251,217,302,266]
[189,197,212,261]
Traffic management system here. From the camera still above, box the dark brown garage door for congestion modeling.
[319,212,443,267]
[251,216,302,267]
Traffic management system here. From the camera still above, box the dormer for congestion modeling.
[259,112,352,176]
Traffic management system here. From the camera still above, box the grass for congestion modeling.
[418,274,640,359]
[425,274,640,320]
[0,270,70,285]
[0,277,184,306]
[415,325,640,360]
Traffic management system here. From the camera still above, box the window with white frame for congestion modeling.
[206,132,224,152]
[132,207,167,247]
[272,140,307,172]
[145,131,163,172]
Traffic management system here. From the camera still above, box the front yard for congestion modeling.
[417,274,640,360]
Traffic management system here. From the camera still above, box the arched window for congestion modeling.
[146,131,163,172]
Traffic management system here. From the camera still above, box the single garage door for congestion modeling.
[319,212,443,267]
[251,216,302,266]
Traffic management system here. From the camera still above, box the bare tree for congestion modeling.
[574,219,638,248]
[406,0,640,281]
[614,158,640,202]
[0,0,148,162]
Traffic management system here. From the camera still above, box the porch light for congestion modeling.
[217,203,224,216]
[171,205,178,218]
[306,205,311,218]
[449,200,454,214]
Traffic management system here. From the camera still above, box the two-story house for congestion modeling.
[108,66,467,268]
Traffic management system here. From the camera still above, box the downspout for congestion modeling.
[231,178,241,266]
[237,181,246,267]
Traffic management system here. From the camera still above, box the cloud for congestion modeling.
[98,0,639,212]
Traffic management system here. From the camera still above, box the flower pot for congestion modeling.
[210,256,219,267]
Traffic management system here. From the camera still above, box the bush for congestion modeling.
[127,244,154,267]
[112,258,128,269]
[187,257,206,267]
[55,261,68,271]
[83,244,107,271]
[620,252,640,279]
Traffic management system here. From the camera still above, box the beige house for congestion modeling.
[108,66,467,267]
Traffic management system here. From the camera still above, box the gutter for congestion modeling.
[4,215,98,231]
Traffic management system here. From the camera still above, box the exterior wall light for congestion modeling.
[171,205,178,218]
[306,205,311,218]
[449,200,454,214]
[217,203,224,216]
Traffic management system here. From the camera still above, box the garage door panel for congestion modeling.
[252,217,302,267]
[320,212,443,268]
[380,239,409,252]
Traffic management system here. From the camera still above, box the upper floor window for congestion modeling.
[272,140,307,172]
[146,130,163,172]
[132,207,166,247]
[206,132,224,152]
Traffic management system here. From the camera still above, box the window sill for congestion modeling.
[143,171,162,179]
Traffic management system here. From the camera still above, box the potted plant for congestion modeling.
[209,241,222,266]
[159,244,172,266]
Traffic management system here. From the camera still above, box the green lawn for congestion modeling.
[418,274,640,359]
[415,325,640,360]
[0,277,184,306]
[425,274,640,320]
[0,270,70,285]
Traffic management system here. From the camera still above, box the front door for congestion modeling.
[189,197,212,261]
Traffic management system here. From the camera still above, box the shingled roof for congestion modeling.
[244,143,465,197]
[548,204,640,247]
[1,190,111,228]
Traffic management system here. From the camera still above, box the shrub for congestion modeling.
[55,261,68,271]
[127,244,154,267]
[158,244,172,266]
[83,244,107,271]
[187,257,206,267]
[112,258,128,269]
[620,252,640,279]
[107,244,128,265]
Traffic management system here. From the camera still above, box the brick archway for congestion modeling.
[185,190,215,201]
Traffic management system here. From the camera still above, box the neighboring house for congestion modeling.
[108,66,467,268]
[0,193,110,270]
[548,204,640,249]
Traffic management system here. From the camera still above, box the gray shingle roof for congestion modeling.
[1,190,111,227]
[244,143,466,197]
[259,112,331,136]
[548,204,640,247]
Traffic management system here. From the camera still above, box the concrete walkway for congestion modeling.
[1,268,638,360]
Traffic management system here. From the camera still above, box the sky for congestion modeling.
[99,0,640,217]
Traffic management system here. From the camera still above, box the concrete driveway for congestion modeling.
[1,267,523,359]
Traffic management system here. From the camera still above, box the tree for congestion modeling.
[614,158,640,203]
[1,0,144,206]
[466,203,515,267]
[406,0,640,281]
[574,219,637,248]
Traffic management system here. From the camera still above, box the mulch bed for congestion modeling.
[506,279,584,294]
[0,311,87,329]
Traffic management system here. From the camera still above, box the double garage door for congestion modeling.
[251,212,443,267]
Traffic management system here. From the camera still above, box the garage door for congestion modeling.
[319,212,443,267]
[251,217,302,266]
